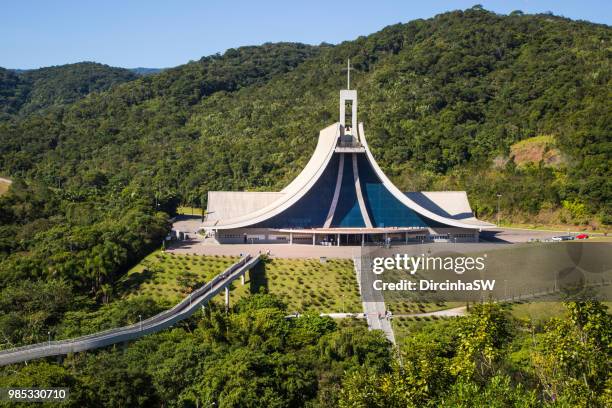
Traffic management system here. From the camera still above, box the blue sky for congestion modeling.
[2,0,610,69]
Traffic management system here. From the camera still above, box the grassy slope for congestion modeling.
[119,251,239,303]
[229,258,362,313]
[120,254,363,313]
[509,135,562,167]
[508,300,612,322]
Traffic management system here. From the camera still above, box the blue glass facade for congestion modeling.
[250,154,339,228]
[249,152,440,229]
[330,154,366,227]
[357,155,427,228]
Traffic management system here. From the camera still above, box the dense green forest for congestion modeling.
[0,62,139,118]
[1,7,609,297]
[0,6,610,407]
[0,41,321,298]
[0,8,610,229]
[1,294,610,407]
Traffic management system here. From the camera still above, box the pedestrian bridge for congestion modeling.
[0,254,261,366]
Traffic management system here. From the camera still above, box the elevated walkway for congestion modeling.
[0,255,261,366]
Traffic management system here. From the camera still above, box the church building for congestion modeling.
[202,72,493,245]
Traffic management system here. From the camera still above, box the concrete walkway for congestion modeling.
[0,256,260,366]
[168,241,363,259]
[322,313,366,319]
[393,306,467,318]
[354,256,396,344]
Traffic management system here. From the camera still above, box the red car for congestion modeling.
[576,233,589,240]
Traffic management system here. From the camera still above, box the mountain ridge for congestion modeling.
[0,8,609,229]
[0,62,139,118]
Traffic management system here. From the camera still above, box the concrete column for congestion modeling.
[405,232,408,244]
[312,234,315,246]
[351,96,357,134]
[224,286,230,310]
[289,232,293,245]
[337,234,340,246]
[241,274,245,285]
[361,233,365,247]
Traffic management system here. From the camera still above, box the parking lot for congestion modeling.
[480,228,604,244]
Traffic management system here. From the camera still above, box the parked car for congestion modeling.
[576,233,589,239]
[552,235,575,241]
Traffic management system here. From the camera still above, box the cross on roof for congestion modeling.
[342,58,355,90]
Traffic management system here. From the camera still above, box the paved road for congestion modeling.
[354,256,396,344]
[169,240,363,259]
[321,313,366,319]
[171,215,202,234]
[0,255,260,366]
[480,227,607,243]
[394,306,467,318]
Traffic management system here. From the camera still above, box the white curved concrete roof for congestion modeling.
[202,121,494,231]
[203,123,339,229]
[206,192,284,222]
[358,123,494,229]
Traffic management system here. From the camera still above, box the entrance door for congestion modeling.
[344,234,362,246]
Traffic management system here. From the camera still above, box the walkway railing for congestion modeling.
[0,254,260,366]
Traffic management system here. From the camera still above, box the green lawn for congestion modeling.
[229,257,362,313]
[119,251,239,303]
[507,301,568,322]
[177,206,203,216]
[508,300,612,323]
[381,269,465,314]
[120,253,362,314]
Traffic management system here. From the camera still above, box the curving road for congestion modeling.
[0,255,260,366]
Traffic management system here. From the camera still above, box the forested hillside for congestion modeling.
[1,8,609,228]
[0,7,609,292]
[0,62,138,118]
[0,6,610,407]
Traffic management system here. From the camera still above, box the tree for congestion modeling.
[531,301,611,406]
[451,303,513,381]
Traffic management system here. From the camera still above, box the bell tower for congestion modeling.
[339,59,358,139]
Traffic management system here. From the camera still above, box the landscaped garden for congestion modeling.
[120,253,363,313]
[119,251,239,303]
[229,257,362,313]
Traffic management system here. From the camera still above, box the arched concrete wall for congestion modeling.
[204,123,340,230]
[358,122,494,230]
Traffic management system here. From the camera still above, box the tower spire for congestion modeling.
[342,58,354,90]
[347,58,351,89]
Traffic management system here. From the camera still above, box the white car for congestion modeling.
[552,235,574,241]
